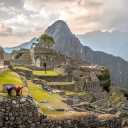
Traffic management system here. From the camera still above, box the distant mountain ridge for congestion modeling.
[77,30,128,61]
[4,37,37,53]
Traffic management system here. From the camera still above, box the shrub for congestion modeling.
[120,88,128,100]
[13,86,25,96]
[97,67,111,92]
[6,87,14,96]
[15,52,22,59]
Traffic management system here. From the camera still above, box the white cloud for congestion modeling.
[0,3,4,6]
[0,22,12,36]
[0,0,128,47]
[4,14,31,33]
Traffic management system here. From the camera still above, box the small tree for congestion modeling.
[43,62,47,73]
[36,34,55,53]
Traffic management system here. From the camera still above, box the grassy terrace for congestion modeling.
[13,66,32,71]
[110,96,119,104]
[26,80,71,116]
[0,71,70,116]
[33,71,64,76]
[0,71,28,97]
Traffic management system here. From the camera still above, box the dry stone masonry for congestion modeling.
[0,96,123,128]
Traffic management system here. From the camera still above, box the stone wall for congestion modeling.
[91,98,111,109]
[54,67,66,74]
[13,69,33,78]
[0,96,122,128]
[50,83,77,91]
[92,91,107,101]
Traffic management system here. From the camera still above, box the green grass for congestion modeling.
[110,96,119,103]
[27,80,70,116]
[13,66,32,71]
[0,71,28,97]
[115,102,121,107]
[33,71,64,76]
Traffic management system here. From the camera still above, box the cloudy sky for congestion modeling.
[0,0,128,47]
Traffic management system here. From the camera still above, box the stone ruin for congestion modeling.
[0,95,123,128]
[30,46,90,68]
[0,46,10,75]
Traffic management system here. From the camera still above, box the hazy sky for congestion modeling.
[0,0,128,47]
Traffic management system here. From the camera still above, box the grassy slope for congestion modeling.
[0,71,28,97]
[13,66,32,71]
[33,71,64,76]
[27,80,71,115]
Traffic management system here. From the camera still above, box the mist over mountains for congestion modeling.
[3,20,128,89]
[4,37,37,53]
[77,30,128,61]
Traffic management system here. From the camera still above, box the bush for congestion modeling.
[97,67,111,92]
[15,52,22,59]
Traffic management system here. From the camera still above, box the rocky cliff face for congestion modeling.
[45,20,86,60]
[45,20,128,89]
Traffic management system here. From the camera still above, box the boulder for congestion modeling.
[46,106,55,111]
[40,100,49,103]
[55,108,65,111]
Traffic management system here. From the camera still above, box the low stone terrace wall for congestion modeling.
[0,96,122,128]
[13,68,33,78]
[50,83,77,91]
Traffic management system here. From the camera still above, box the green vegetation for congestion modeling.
[32,34,55,51]
[43,62,47,73]
[27,80,70,115]
[14,52,22,59]
[110,96,119,103]
[97,67,111,92]
[0,71,28,97]
[33,71,64,76]
[120,88,128,100]
[13,66,32,71]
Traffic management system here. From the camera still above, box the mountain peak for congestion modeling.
[45,20,72,36]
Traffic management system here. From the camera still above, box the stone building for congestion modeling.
[0,46,10,75]
[0,46,9,66]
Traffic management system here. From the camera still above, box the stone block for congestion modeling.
[3,84,15,93]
